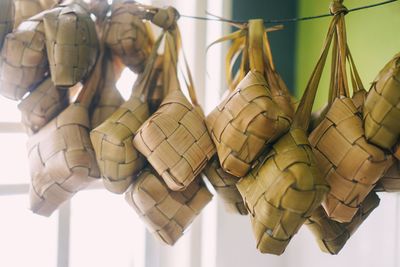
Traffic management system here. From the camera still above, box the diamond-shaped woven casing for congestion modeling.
[43,2,99,87]
[206,71,291,178]
[375,160,400,192]
[125,169,213,245]
[134,90,216,191]
[105,0,152,73]
[0,0,14,49]
[203,157,247,215]
[18,77,69,134]
[306,192,379,255]
[363,53,400,150]
[0,17,48,100]
[237,128,329,255]
[90,57,124,128]
[28,103,100,216]
[90,96,149,193]
[309,97,393,223]
[14,0,56,27]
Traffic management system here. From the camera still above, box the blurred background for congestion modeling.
[1,0,400,266]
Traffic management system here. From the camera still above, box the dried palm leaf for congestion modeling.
[0,0,14,49]
[134,28,215,191]
[43,0,99,86]
[375,160,400,192]
[363,53,400,150]
[18,77,69,134]
[0,15,47,100]
[203,157,247,215]
[14,0,56,28]
[206,20,292,178]
[27,43,104,216]
[306,192,379,255]
[236,16,338,255]
[90,34,164,194]
[125,169,213,245]
[309,11,393,223]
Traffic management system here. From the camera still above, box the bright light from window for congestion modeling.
[0,97,21,122]
[0,195,58,267]
[69,190,146,267]
[116,68,138,100]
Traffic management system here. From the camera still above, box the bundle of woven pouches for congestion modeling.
[0,0,399,254]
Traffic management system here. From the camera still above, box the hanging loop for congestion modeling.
[330,0,349,16]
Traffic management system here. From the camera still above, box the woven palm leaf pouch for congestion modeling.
[125,169,213,245]
[42,0,99,87]
[133,26,215,191]
[104,0,154,73]
[309,2,393,223]
[206,19,292,178]
[0,14,48,100]
[236,16,338,255]
[0,0,14,49]
[306,191,380,255]
[14,0,57,28]
[90,52,124,128]
[18,77,69,135]
[27,45,105,217]
[203,157,247,215]
[375,160,400,192]
[90,32,165,194]
[363,53,400,150]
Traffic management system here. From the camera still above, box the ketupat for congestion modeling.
[0,0,14,49]
[125,169,212,245]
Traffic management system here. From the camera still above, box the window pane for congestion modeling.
[70,190,146,267]
[0,133,29,184]
[0,97,21,122]
[0,195,58,267]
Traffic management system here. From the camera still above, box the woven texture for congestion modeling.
[90,57,124,128]
[375,160,400,192]
[306,192,379,255]
[18,77,69,134]
[0,0,13,49]
[28,104,100,216]
[125,169,213,245]
[363,53,400,150]
[309,97,393,223]
[204,157,247,215]
[237,128,329,255]
[134,90,216,191]
[0,17,48,100]
[14,0,56,27]
[105,1,152,73]
[206,71,291,178]
[90,96,149,193]
[43,1,99,87]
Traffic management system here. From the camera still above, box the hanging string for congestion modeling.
[180,0,398,25]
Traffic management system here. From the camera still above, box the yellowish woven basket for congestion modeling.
[309,10,393,223]
[203,157,247,215]
[206,20,292,178]
[18,77,69,134]
[0,0,14,49]
[28,42,104,216]
[13,0,56,28]
[306,192,380,255]
[236,15,338,255]
[0,15,48,100]
[375,160,400,192]
[133,28,215,191]
[363,53,400,150]
[43,0,99,87]
[125,169,213,245]
[105,0,153,73]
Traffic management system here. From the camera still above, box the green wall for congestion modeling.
[296,0,400,109]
